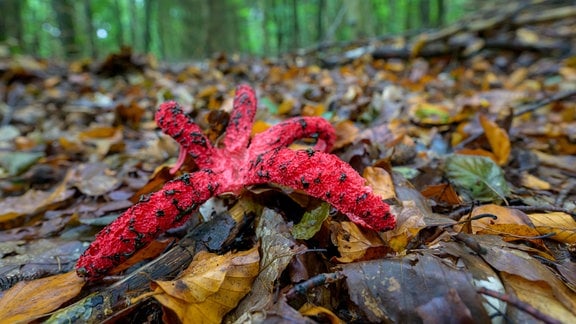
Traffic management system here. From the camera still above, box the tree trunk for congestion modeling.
[436,0,445,27]
[420,0,430,28]
[129,0,139,51]
[113,0,124,48]
[52,0,79,58]
[316,0,325,42]
[84,0,97,58]
[291,0,299,49]
[0,0,24,52]
[143,0,153,53]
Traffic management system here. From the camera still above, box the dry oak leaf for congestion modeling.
[152,246,260,324]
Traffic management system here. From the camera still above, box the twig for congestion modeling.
[285,271,345,301]
[477,287,562,324]
[513,90,576,117]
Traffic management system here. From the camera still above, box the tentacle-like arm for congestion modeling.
[223,85,258,153]
[155,101,216,171]
[250,117,337,154]
[246,149,395,231]
[76,170,221,279]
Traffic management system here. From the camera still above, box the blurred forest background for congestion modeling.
[0,0,472,60]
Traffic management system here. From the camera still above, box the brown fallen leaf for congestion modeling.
[0,271,85,323]
[330,221,389,263]
[153,246,260,324]
[363,166,396,201]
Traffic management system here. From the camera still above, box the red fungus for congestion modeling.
[76,85,396,279]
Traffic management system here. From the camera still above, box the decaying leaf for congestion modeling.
[340,252,490,323]
[153,246,259,324]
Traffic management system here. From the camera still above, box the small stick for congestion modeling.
[477,287,562,324]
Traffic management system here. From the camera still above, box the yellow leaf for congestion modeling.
[302,103,325,117]
[466,204,535,234]
[528,212,576,244]
[479,115,510,165]
[251,120,271,136]
[299,303,344,323]
[383,200,426,252]
[78,126,119,140]
[520,172,551,190]
[278,98,294,115]
[153,246,260,324]
[0,271,85,323]
[363,167,395,200]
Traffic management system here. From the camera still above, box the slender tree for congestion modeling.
[420,0,431,28]
[129,0,139,51]
[51,0,79,58]
[83,0,96,58]
[144,0,154,53]
[291,0,299,49]
[113,0,124,48]
[316,0,325,43]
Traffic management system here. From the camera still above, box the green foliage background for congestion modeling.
[1,0,472,60]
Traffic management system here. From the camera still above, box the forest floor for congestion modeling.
[1,2,576,323]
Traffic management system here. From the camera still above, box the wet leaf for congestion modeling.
[341,253,490,323]
[445,154,510,203]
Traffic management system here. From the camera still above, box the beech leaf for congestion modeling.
[153,247,260,324]
[445,154,509,203]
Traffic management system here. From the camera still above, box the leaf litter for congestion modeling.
[1,5,576,323]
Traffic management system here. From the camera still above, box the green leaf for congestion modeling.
[291,202,331,240]
[445,154,509,203]
[0,152,44,176]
